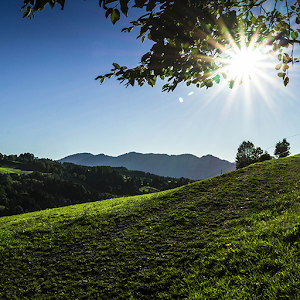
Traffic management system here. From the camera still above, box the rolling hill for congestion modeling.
[0,158,193,217]
[1,155,300,299]
[59,152,236,180]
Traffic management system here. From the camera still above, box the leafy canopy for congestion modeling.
[274,138,291,158]
[21,0,300,91]
[236,141,272,169]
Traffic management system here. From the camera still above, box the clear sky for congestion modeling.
[1,1,300,163]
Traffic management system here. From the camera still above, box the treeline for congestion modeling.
[0,153,193,217]
[236,139,291,169]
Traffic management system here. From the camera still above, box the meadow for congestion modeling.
[0,162,33,175]
[1,155,300,299]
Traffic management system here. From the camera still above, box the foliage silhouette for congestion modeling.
[21,0,300,91]
[274,138,290,158]
[236,141,272,169]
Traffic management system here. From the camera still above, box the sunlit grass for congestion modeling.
[0,166,33,175]
[0,161,34,175]
[1,155,300,298]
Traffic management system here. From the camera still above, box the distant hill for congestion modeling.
[0,156,193,217]
[58,152,236,180]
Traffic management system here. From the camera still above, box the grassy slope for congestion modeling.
[1,155,300,299]
[0,161,33,175]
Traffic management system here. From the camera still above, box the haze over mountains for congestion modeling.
[59,152,236,180]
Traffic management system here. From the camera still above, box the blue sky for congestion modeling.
[1,1,300,162]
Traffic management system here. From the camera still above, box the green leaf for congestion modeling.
[141,52,151,62]
[284,76,289,86]
[105,73,114,78]
[56,0,65,9]
[296,17,300,24]
[278,54,282,61]
[121,26,133,33]
[291,31,299,40]
[275,64,282,70]
[112,63,121,69]
[277,72,285,78]
[213,74,220,84]
[95,75,105,84]
[150,75,157,86]
[23,6,31,18]
[129,77,134,86]
[282,64,289,71]
[283,54,291,63]
[110,9,120,24]
[250,15,256,23]
[21,2,30,11]
[105,8,113,18]
[162,84,169,91]
[120,0,129,17]
[205,80,213,88]
[49,0,55,9]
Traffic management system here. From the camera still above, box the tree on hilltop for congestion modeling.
[259,151,273,162]
[274,138,290,158]
[236,141,272,169]
[21,0,300,91]
[236,141,256,169]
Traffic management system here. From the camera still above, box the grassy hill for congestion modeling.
[0,161,33,175]
[1,154,300,299]
[0,157,193,217]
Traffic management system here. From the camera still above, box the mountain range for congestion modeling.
[58,152,236,180]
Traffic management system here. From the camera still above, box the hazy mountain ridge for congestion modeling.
[59,152,236,180]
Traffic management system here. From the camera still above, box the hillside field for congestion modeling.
[1,155,300,299]
[0,157,193,217]
[0,162,33,175]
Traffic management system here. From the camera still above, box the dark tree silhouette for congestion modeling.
[236,141,272,169]
[236,141,256,169]
[274,138,290,158]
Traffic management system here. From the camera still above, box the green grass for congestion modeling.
[0,166,33,175]
[139,186,159,193]
[1,155,300,299]
[0,161,33,175]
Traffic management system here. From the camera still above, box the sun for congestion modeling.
[212,28,275,89]
[219,42,272,87]
[227,47,263,79]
